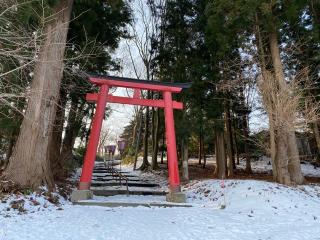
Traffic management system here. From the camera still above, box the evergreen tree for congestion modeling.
[205,0,312,184]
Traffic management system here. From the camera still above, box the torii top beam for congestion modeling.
[89,75,192,93]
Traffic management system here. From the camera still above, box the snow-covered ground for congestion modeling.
[238,156,320,177]
[1,159,320,240]
[1,179,320,240]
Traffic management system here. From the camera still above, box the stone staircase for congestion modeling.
[90,161,167,197]
[72,160,191,207]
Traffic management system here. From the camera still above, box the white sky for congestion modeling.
[102,89,135,145]
[102,0,152,145]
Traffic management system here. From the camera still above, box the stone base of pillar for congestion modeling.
[71,190,93,202]
[166,191,186,203]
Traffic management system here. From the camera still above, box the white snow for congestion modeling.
[301,164,320,177]
[238,156,320,177]
[1,179,320,240]
[12,159,314,239]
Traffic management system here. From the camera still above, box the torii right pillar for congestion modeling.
[163,91,186,203]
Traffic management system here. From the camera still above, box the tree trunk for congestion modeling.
[269,30,304,184]
[161,130,165,164]
[225,102,234,176]
[134,109,143,170]
[151,106,155,157]
[151,108,160,170]
[5,134,16,164]
[198,131,203,165]
[181,138,189,182]
[273,128,291,185]
[243,114,252,173]
[203,150,207,169]
[287,131,304,184]
[5,100,24,164]
[312,121,320,163]
[49,89,67,180]
[132,110,139,146]
[177,144,182,166]
[59,99,84,176]
[269,121,277,181]
[5,0,74,189]
[228,108,235,169]
[214,131,226,179]
[140,105,151,171]
[255,12,276,178]
[84,108,94,149]
[233,118,239,165]
[60,99,78,160]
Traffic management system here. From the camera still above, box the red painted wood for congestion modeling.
[133,89,141,99]
[163,91,181,191]
[86,93,184,110]
[89,77,183,93]
[78,85,109,190]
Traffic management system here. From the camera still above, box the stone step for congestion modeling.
[91,181,159,188]
[95,161,121,165]
[97,159,121,162]
[92,173,137,178]
[92,177,142,182]
[93,170,130,174]
[92,189,167,197]
[94,166,124,169]
[93,170,132,174]
[73,201,192,208]
[94,162,120,167]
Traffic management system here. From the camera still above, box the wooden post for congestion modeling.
[163,91,181,192]
[79,85,109,190]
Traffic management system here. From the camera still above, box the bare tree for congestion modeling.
[0,2,43,104]
[253,15,318,184]
[0,2,48,169]
[98,128,110,156]
[124,0,165,171]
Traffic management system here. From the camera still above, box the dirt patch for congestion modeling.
[188,163,215,180]
[305,176,320,184]
[232,169,274,182]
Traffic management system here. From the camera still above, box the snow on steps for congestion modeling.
[73,194,191,208]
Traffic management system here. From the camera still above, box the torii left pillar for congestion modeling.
[71,85,109,201]
[71,76,189,203]
[78,85,109,190]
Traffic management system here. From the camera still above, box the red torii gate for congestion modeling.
[75,76,191,203]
